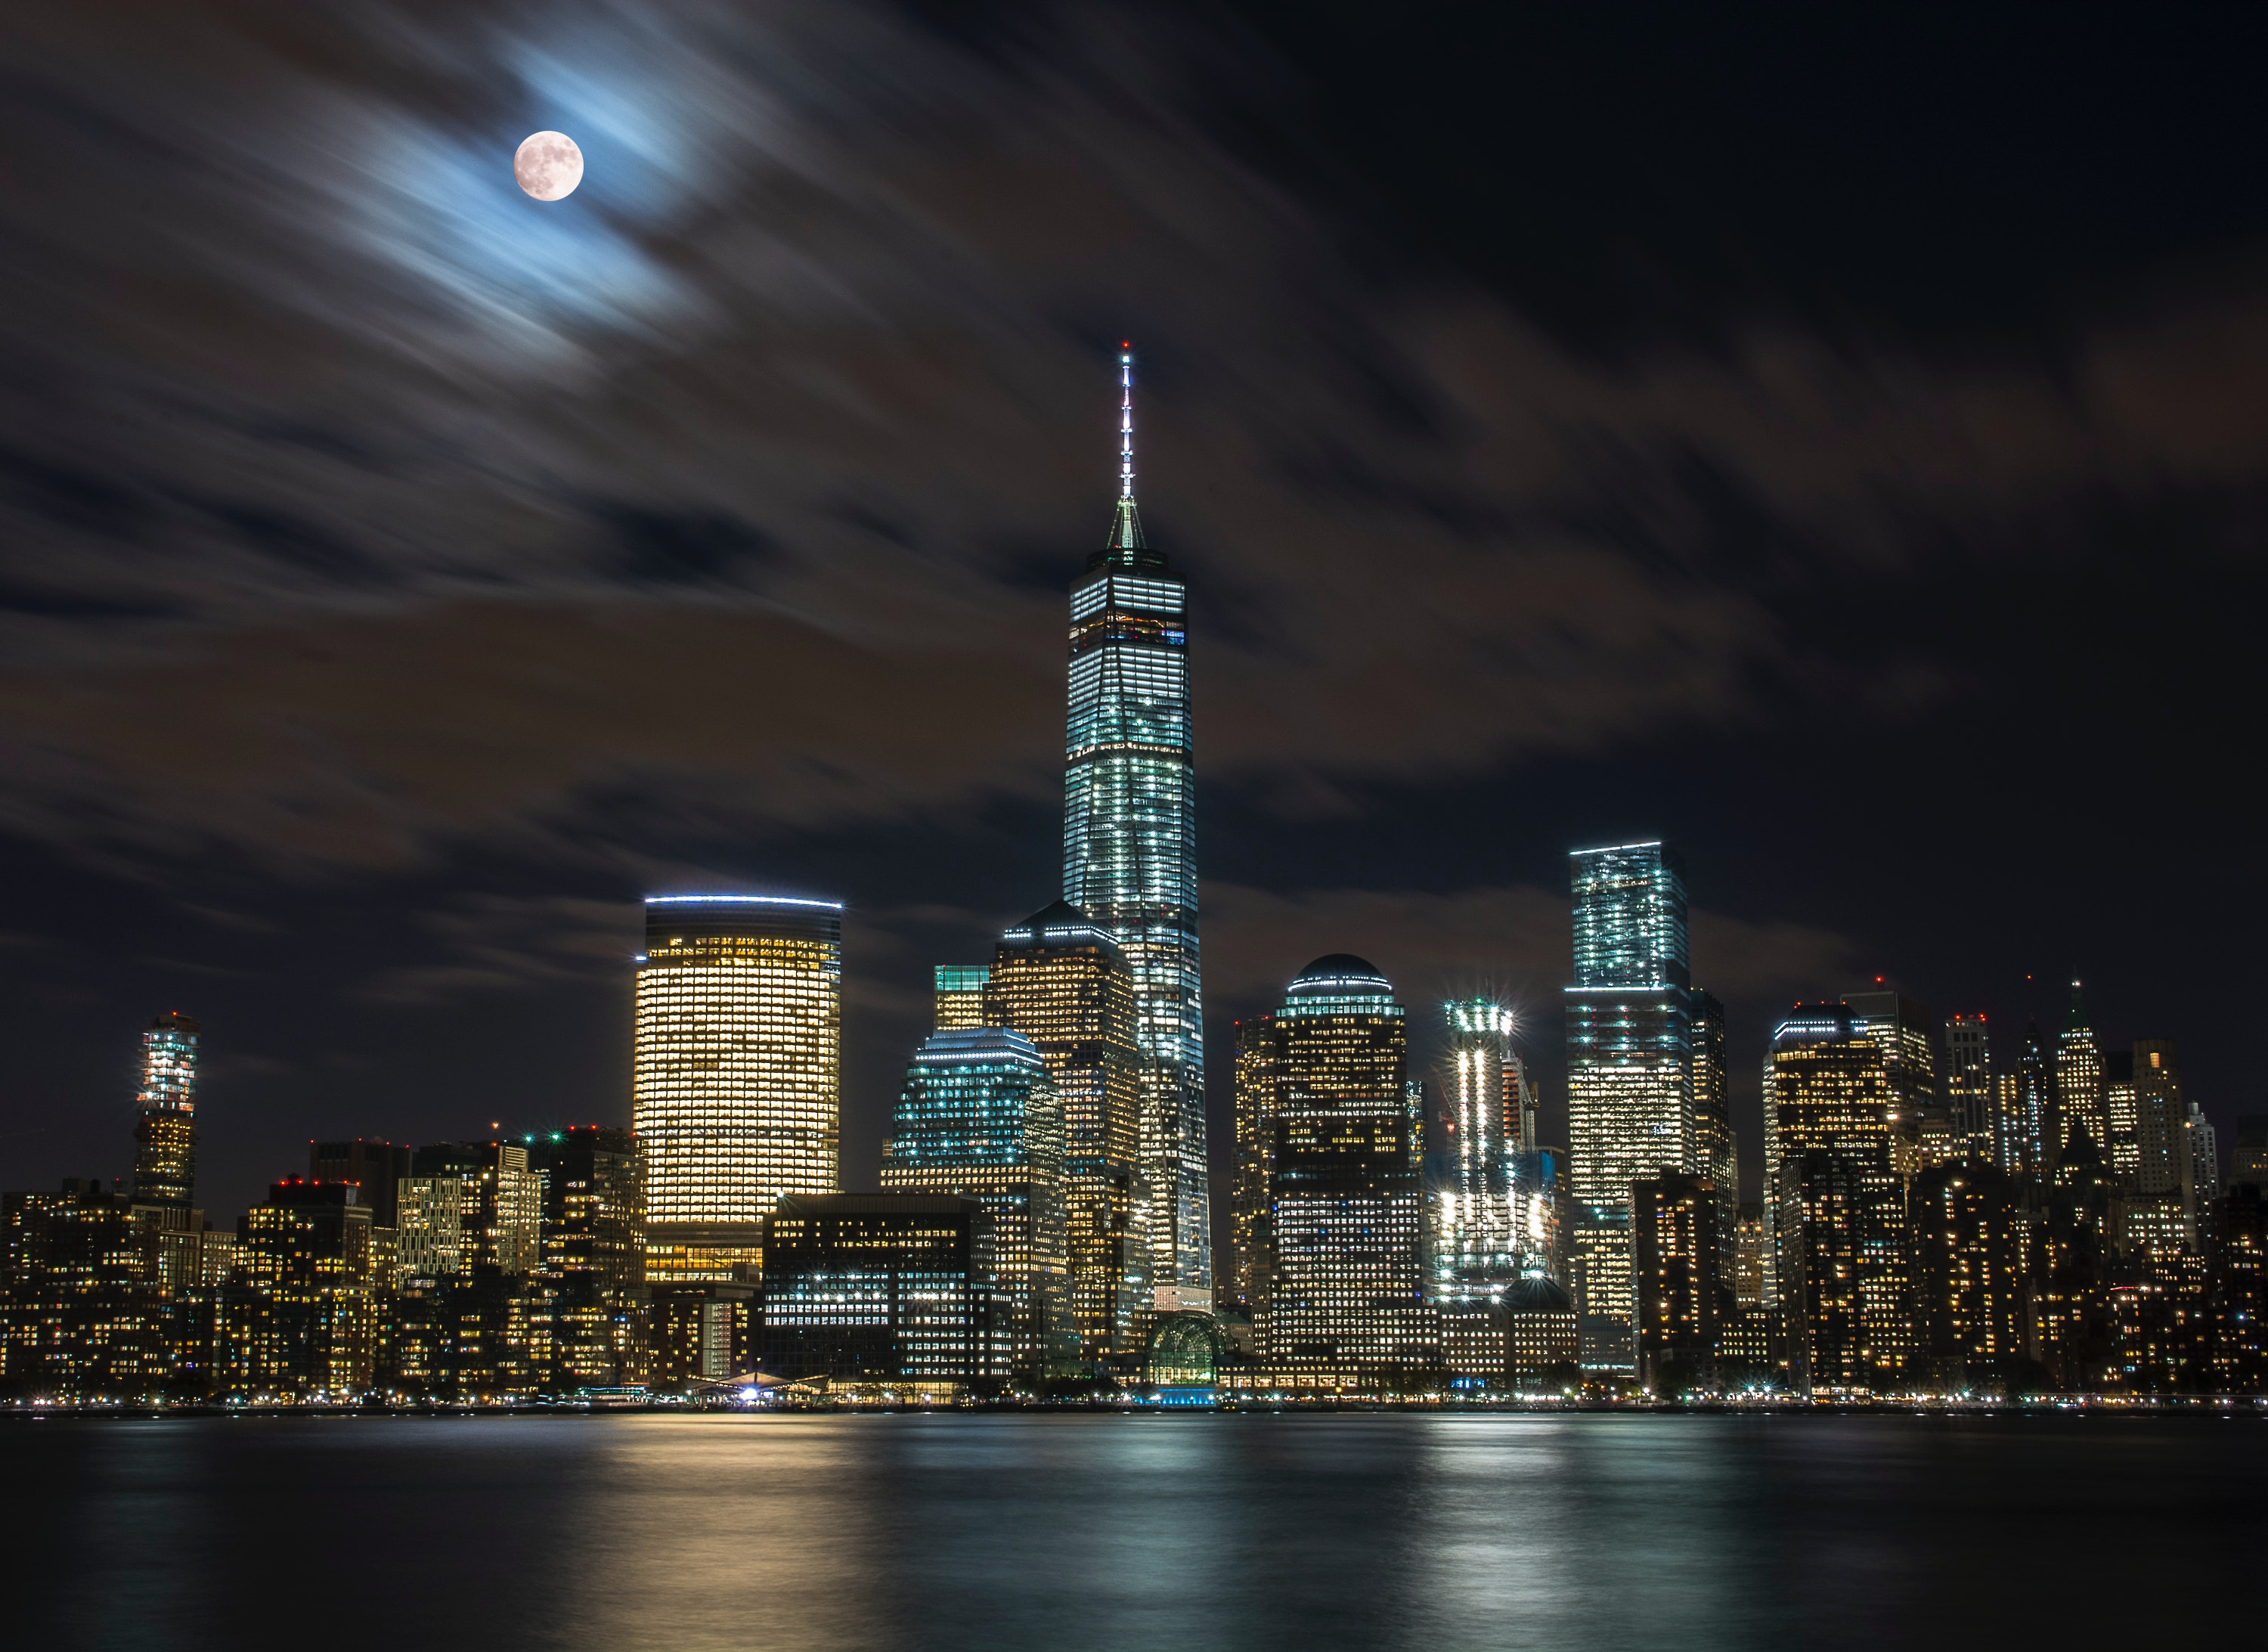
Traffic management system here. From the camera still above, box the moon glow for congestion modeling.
[513,132,584,201]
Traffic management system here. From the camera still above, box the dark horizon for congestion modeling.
[5,2,2265,1231]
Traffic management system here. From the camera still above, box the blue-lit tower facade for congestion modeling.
[879,1026,1068,1373]
[1061,349,1209,1302]
[131,1011,201,1210]
[1565,841,1695,1372]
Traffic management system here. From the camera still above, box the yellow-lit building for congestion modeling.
[981,902,1142,1358]
[635,894,842,1279]
[1768,1003,1908,1395]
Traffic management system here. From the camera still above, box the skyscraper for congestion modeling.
[634,894,842,1279]
[1431,999,1523,1306]
[1061,349,1207,1303]
[1229,1011,1279,1319]
[1565,841,1693,1372]
[1846,990,1938,1178]
[1689,987,1737,1294]
[1632,1171,1721,1395]
[1910,1158,2026,1393]
[1257,956,1428,1384]
[879,1026,1067,1374]
[2055,980,2107,1159]
[1768,1003,1907,1394]
[1944,1015,1992,1161]
[132,1012,200,1210]
[2009,1018,2054,1175]
[2133,1039,2186,1199]
[982,902,1142,1358]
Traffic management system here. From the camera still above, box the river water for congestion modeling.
[3,1410,2258,1650]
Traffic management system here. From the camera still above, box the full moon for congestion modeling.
[513,131,583,201]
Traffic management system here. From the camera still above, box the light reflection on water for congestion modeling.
[5,1412,2261,1651]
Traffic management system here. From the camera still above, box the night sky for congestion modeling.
[4,2,2263,1238]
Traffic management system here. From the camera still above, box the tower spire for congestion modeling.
[1102,342,1150,559]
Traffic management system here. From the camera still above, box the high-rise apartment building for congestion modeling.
[879,1026,1067,1374]
[1060,350,1207,1303]
[981,901,1142,1359]
[1257,956,1428,1384]
[1910,1158,2026,1392]
[0,1180,175,1401]
[1690,987,1737,1294]
[1944,1015,1993,1161]
[131,1012,200,1210]
[635,894,841,1279]
[407,1142,541,1276]
[1768,1004,1907,1394]
[2055,981,2107,1159]
[219,1180,376,1401]
[1431,999,1523,1306]
[528,1127,643,1291]
[1566,841,1693,1372]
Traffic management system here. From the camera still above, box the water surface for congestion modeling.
[3,1411,2258,1650]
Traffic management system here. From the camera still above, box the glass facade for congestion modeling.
[634,895,842,1251]
[1061,351,1207,1297]
[1768,1004,1908,1394]
[1430,999,1522,1306]
[1689,987,1737,1293]
[932,965,990,1031]
[1256,956,1428,1383]
[879,1026,1067,1373]
[982,903,1142,1358]
[758,1194,1002,1390]
[1565,841,1694,1372]
[132,1012,200,1210]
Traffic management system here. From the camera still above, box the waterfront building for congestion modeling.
[758,1194,1002,1391]
[131,1012,200,1210]
[1229,1012,1279,1319]
[1513,1147,1568,1283]
[1431,999,1523,1306]
[879,1026,1067,1374]
[981,902,1142,1358]
[528,1127,646,1387]
[1768,1004,1907,1393]
[1060,350,1207,1302]
[1565,841,1694,1373]
[2054,981,2107,1159]
[1944,1015,1993,1161]
[0,1180,175,1401]
[648,1284,754,1388]
[309,1139,411,1231]
[218,1180,376,1402]
[1690,987,1737,1295]
[1910,1158,2027,1392]
[2213,1186,2266,1393]
[1633,1171,1721,1394]
[1503,1275,1580,1389]
[396,1173,464,1279]
[933,965,990,1031]
[1258,956,1429,1386]
[635,893,842,1281]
